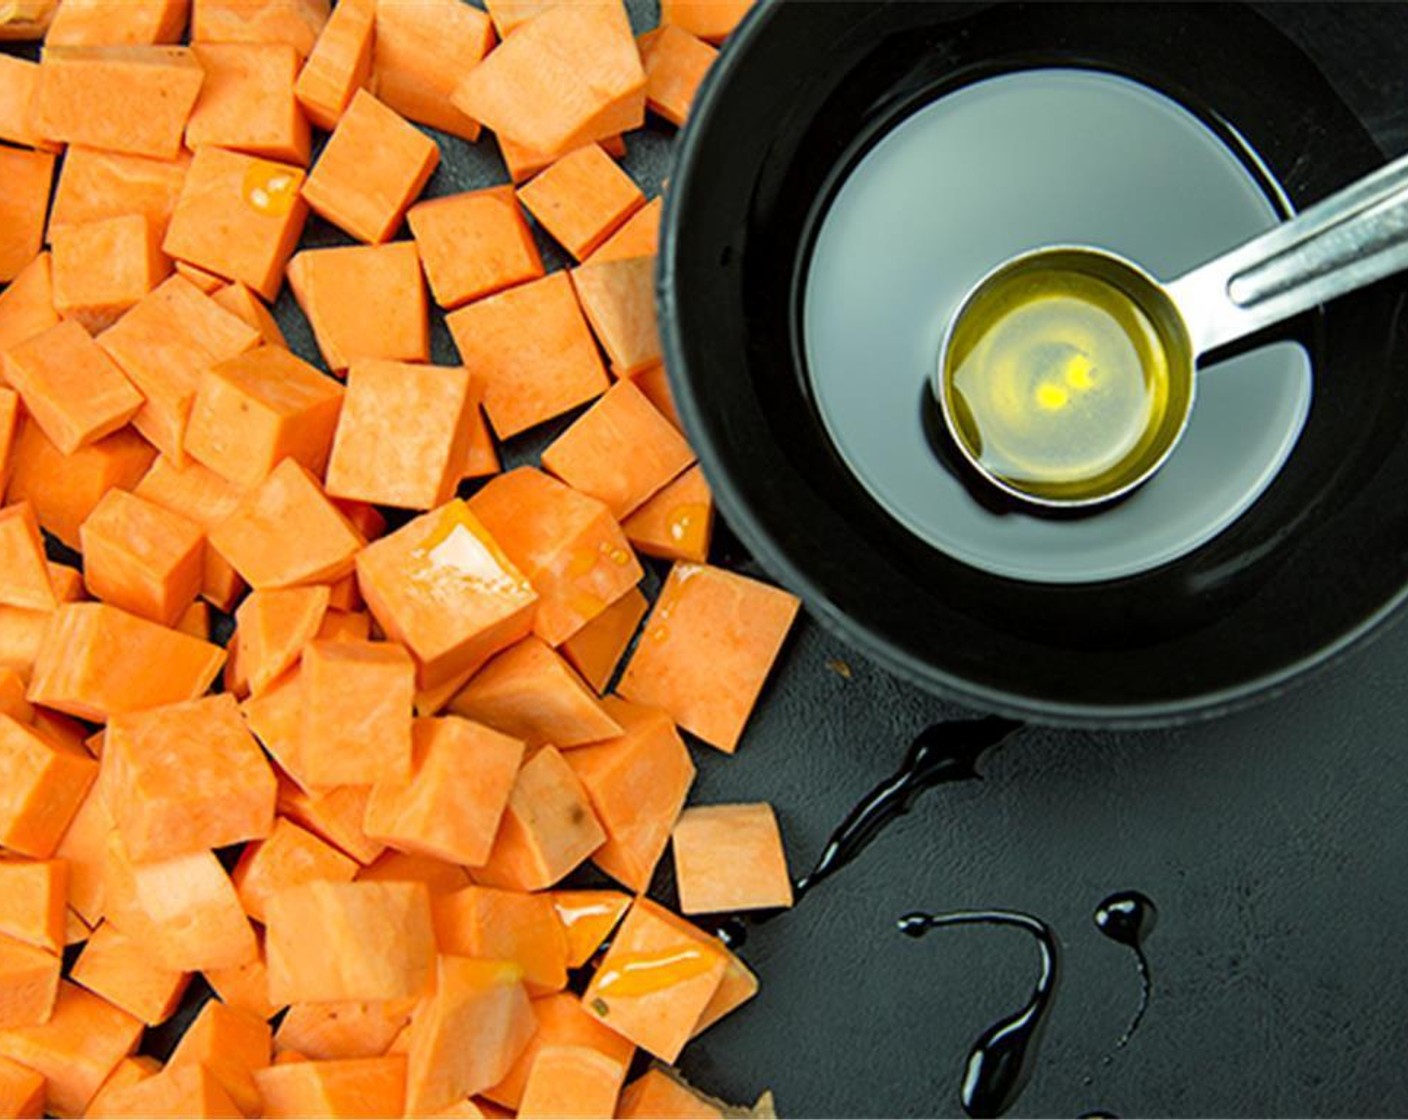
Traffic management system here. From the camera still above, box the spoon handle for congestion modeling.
[1165,149,1408,355]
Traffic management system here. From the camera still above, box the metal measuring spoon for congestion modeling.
[934,149,1408,509]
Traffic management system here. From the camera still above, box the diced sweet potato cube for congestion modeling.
[570,255,661,378]
[0,1053,45,1120]
[619,563,799,753]
[51,213,170,334]
[566,698,695,892]
[0,714,96,859]
[103,831,257,970]
[299,639,415,786]
[167,999,271,1116]
[186,345,343,487]
[276,775,385,865]
[209,459,362,589]
[286,241,427,372]
[692,942,757,1036]
[3,320,142,456]
[0,54,51,150]
[273,998,414,1061]
[203,931,280,1021]
[192,0,328,55]
[293,0,373,130]
[0,859,64,955]
[48,147,189,245]
[325,360,474,510]
[209,280,284,346]
[405,956,535,1115]
[474,746,604,893]
[451,1,643,155]
[371,0,492,141]
[551,891,630,970]
[34,45,203,160]
[355,499,537,690]
[364,716,524,868]
[616,1066,724,1119]
[69,921,190,1026]
[187,42,309,165]
[0,391,19,497]
[97,274,261,462]
[542,379,692,520]
[432,886,568,996]
[265,880,435,1004]
[0,981,141,1115]
[622,464,713,564]
[133,453,250,610]
[0,0,57,40]
[85,1062,243,1119]
[636,25,717,127]
[0,933,59,1029]
[43,0,186,46]
[445,272,608,440]
[234,584,329,696]
[586,196,660,264]
[580,898,726,1063]
[408,187,543,310]
[255,1056,406,1120]
[468,467,642,647]
[163,145,308,301]
[518,144,644,261]
[28,602,225,722]
[449,636,623,748]
[671,802,792,914]
[303,89,439,244]
[0,607,52,680]
[231,817,358,924]
[356,851,470,896]
[105,692,276,860]
[659,0,752,43]
[518,1043,627,1119]
[79,489,204,627]
[51,779,110,927]
[0,668,33,725]
[559,586,646,695]
[0,504,56,613]
[0,253,58,354]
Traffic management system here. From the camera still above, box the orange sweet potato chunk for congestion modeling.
[50,213,170,333]
[34,45,203,160]
[187,42,310,165]
[637,25,717,127]
[622,464,713,564]
[450,636,623,748]
[286,241,428,372]
[209,280,285,346]
[85,1062,243,1119]
[541,378,693,520]
[474,746,605,893]
[50,768,110,927]
[185,345,344,487]
[204,932,281,1021]
[408,187,543,310]
[163,146,308,302]
[293,0,373,130]
[0,55,52,149]
[518,1043,627,1119]
[371,0,493,141]
[672,802,792,914]
[265,880,435,1004]
[517,144,644,261]
[69,921,190,1026]
[133,454,250,610]
[356,851,470,896]
[586,196,660,264]
[302,89,439,244]
[255,1055,407,1119]
[0,713,97,859]
[273,998,414,1061]
[468,467,642,647]
[276,772,385,864]
[208,459,362,589]
[404,956,535,1115]
[484,990,634,1111]
[191,0,328,56]
[0,1052,45,1120]
[0,932,59,1029]
[559,585,647,695]
[580,898,726,1063]
[48,147,189,244]
[432,885,568,996]
[659,0,753,43]
[617,1066,725,1119]
[445,271,608,439]
[79,489,204,627]
[167,999,271,1116]
[0,981,142,1115]
[566,698,695,892]
[325,360,474,510]
[0,859,64,955]
[364,716,524,869]
[0,147,54,283]
[231,817,357,924]
[451,1,644,155]
[0,504,56,613]
[44,0,188,45]
[3,320,142,456]
[105,692,276,860]
[234,584,328,696]
[619,563,799,753]
[354,500,537,690]
[28,602,224,722]
[570,255,662,377]
[0,254,59,355]
[299,638,415,786]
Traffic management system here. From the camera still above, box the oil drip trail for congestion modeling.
[898,909,1058,1119]
[793,716,1023,899]
[1093,891,1158,1047]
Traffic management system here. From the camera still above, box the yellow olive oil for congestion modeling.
[945,268,1172,501]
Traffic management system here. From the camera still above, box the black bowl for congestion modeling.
[659,0,1408,727]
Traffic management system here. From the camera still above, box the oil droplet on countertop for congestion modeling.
[1094,890,1158,1047]
[242,160,302,217]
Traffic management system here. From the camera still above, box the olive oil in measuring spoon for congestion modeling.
[945,267,1173,503]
